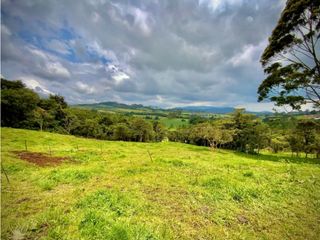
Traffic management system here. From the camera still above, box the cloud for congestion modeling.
[229,40,267,66]
[198,0,244,12]
[75,81,96,94]
[45,62,71,79]
[46,39,71,55]
[110,2,154,36]
[22,77,54,96]
[1,0,286,110]
[112,72,130,84]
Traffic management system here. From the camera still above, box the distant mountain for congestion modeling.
[173,106,235,114]
[173,106,273,115]
[74,101,272,115]
[75,101,154,110]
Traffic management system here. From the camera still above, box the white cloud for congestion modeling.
[112,72,130,84]
[1,24,11,36]
[92,12,101,23]
[88,41,118,63]
[235,102,313,112]
[28,47,49,60]
[229,40,266,66]
[246,16,254,22]
[75,81,96,94]
[156,95,163,103]
[107,64,119,73]
[46,39,71,55]
[22,78,54,96]
[110,3,153,36]
[46,62,71,78]
[131,8,152,36]
[199,0,244,12]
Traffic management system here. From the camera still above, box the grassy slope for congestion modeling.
[1,128,320,240]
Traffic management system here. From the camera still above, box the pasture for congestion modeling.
[1,128,320,239]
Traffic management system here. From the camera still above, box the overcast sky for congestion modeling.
[1,0,286,111]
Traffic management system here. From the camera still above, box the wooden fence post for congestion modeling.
[147,150,153,162]
[1,163,10,184]
[49,145,52,156]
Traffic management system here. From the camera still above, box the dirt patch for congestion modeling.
[13,151,71,167]
[237,215,249,224]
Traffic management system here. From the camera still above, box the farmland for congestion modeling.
[1,128,320,239]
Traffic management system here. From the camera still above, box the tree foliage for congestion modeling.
[258,0,320,109]
[1,79,40,127]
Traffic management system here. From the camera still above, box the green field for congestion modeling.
[159,117,189,129]
[1,128,320,239]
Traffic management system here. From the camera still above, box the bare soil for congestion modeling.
[13,151,70,167]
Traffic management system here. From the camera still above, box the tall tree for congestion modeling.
[130,118,154,142]
[1,79,40,127]
[153,121,167,142]
[258,0,320,110]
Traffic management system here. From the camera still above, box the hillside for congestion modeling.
[174,106,235,114]
[76,101,155,111]
[74,101,272,115]
[2,128,320,239]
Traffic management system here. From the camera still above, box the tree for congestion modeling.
[313,134,320,158]
[287,119,320,158]
[189,122,233,150]
[287,132,304,157]
[258,0,320,110]
[270,135,289,153]
[62,110,79,134]
[153,121,167,142]
[79,119,103,138]
[1,79,40,127]
[130,118,154,142]
[230,109,271,154]
[189,115,207,125]
[190,123,220,148]
[112,123,131,141]
[245,122,271,154]
[231,109,256,152]
[295,120,320,158]
[33,107,53,131]
[37,95,68,130]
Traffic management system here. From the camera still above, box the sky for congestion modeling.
[1,0,287,111]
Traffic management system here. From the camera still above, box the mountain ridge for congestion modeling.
[74,101,272,114]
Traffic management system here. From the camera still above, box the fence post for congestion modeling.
[1,163,10,184]
[147,150,153,162]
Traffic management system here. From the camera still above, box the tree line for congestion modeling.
[1,78,319,158]
[1,78,166,142]
[168,109,320,158]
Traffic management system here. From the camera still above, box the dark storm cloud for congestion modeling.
[1,0,285,110]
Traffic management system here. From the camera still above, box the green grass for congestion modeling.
[159,118,189,129]
[1,127,320,239]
